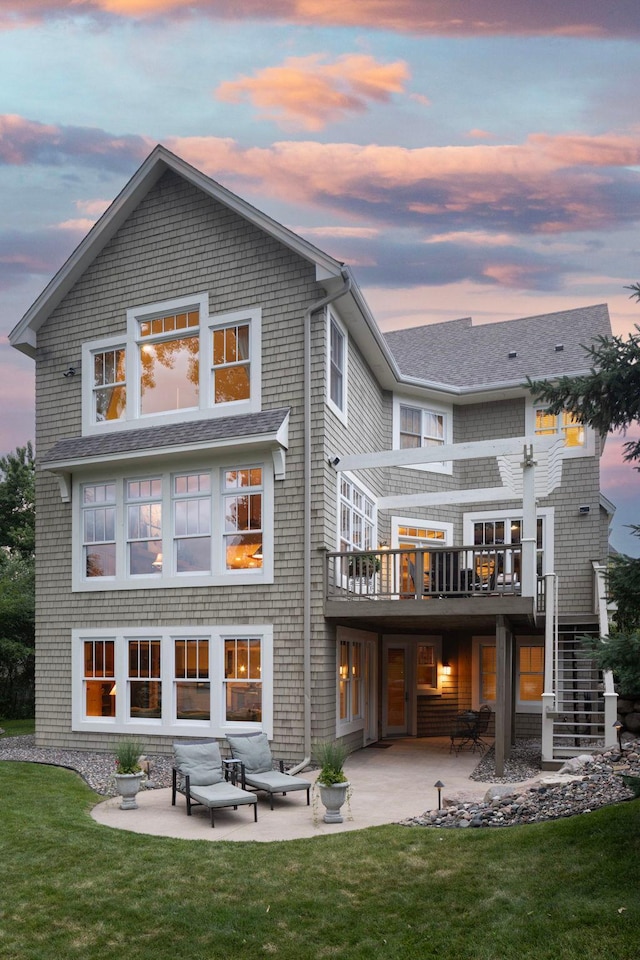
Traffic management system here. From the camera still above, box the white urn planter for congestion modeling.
[114,772,144,810]
[318,781,350,823]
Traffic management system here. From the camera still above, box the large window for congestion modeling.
[74,462,272,591]
[339,638,363,725]
[473,637,544,712]
[82,297,261,433]
[73,626,273,737]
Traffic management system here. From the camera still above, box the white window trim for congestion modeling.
[82,294,262,435]
[463,507,554,576]
[391,516,453,549]
[72,624,273,738]
[416,636,443,695]
[471,635,543,714]
[336,471,378,552]
[326,308,348,425]
[72,455,274,591]
[336,626,368,736]
[525,402,594,459]
[392,395,453,475]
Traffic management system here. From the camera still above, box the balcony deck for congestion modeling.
[324,545,544,631]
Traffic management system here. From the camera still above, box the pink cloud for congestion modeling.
[0,114,151,170]
[1,2,638,37]
[216,54,409,131]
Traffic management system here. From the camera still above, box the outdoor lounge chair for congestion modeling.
[172,739,258,827]
[226,732,311,810]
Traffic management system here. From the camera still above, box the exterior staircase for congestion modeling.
[551,629,605,757]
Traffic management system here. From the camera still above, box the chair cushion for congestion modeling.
[242,770,310,793]
[226,733,273,774]
[174,741,224,786]
[188,782,257,809]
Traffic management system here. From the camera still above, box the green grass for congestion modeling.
[0,717,35,737]
[1,761,639,960]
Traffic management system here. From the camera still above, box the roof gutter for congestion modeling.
[289,268,352,776]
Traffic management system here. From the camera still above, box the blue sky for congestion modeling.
[1,1,638,553]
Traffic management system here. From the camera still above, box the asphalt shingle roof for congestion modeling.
[383,304,611,389]
[42,408,290,465]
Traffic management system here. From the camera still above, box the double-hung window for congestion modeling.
[327,310,347,421]
[75,461,272,590]
[339,475,376,553]
[393,397,452,473]
[82,296,261,433]
[73,626,273,736]
[339,638,363,726]
[526,403,593,458]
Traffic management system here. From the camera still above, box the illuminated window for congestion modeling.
[83,639,115,718]
[212,322,250,404]
[175,638,210,720]
[224,638,262,722]
[417,643,437,690]
[339,639,363,724]
[480,645,496,702]
[128,638,162,719]
[519,645,544,701]
[82,482,116,578]
[535,408,585,448]
[223,467,263,570]
[93,347,126,421]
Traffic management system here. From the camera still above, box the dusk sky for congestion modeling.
[1,1,638,554]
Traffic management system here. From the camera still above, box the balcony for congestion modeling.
[324,545,544,630]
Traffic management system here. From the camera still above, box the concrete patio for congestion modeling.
[91,737,539,843]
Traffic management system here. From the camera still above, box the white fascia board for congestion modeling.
[378,487,520,510]
[335,435,557,472]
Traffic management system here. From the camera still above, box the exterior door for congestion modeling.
[382,640,414,736]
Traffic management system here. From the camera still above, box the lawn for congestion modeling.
[0,718,35,737]
[0,761,639,960]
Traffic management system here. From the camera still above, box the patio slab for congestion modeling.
[91,737,539,842]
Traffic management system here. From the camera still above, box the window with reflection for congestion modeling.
[173,473,211,574]
[223,467,263,570]
[93,347,126,421]
[175,638,210,720]
[212,322,250,404]
[128,638,162,719]
[82,482,116,578]
[224,638,262,722]
[138,308,200,416]
[127,478,162,576]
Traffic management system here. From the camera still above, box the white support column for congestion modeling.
[541,572,557,765]
[495,616,509,777]
[520,444,537,599]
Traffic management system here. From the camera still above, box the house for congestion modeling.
[9,145,617,771]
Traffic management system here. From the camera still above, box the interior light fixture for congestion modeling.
[251,546,263,560]
[152,552,163,568]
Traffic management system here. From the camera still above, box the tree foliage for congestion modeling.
[0,444,35,717]
[527,288,640,468]
[528,286,640,694]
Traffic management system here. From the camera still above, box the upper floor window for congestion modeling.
[392,396,452,474]
[534,409,584,448]
[74,461,273,591]
[339,475,376,553]
[327,310,347,422]
[82,295,261,434]
[526,403,593,459]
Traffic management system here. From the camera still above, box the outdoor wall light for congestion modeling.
[441,660,451,676]
[63,366,76,378]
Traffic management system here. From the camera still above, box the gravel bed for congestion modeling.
[0,735,173,796]
[402,737,640,829]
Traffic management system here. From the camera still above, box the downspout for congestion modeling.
[288,269,352,776]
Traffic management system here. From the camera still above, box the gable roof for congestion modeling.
[383,304,611,392]
[9,145,346,358]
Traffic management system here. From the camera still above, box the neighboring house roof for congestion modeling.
[383,304,611,390]
[41,408,290,469]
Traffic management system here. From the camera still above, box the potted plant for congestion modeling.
[113,738,146,809]
[347,552,381,578]
[315,740,350,823]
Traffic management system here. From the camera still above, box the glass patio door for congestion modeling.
[382,640,414,736]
